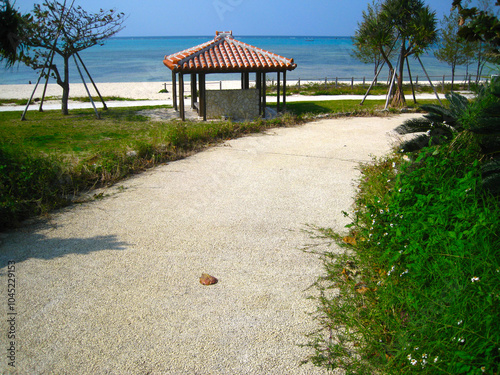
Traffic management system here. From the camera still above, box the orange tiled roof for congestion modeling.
[163,31,297,73]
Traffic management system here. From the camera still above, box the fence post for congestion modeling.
[325,77,328,90]
[416,75,419,88]
[363,77,365,86]
[298,78,301,90]
[442,75,445,93]
[220,81,222,90]
[335,77,338,88]
[351,77,354,90]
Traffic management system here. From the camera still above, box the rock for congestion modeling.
[200,273,218,285]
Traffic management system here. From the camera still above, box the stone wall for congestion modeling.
[206,89,259,120]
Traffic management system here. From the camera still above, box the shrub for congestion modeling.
[304,145,500,374]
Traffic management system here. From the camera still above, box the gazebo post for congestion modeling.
[179,73,185,121]
[262,72,266,118]
[191,73,197,109]
[244,72,249,89]
[283,71,287,111]
[172,71,177,111]
[199,73,207,121]
[256,71,262,116]
[277,72,281,113]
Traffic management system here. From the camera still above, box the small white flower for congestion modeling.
[481,366,486,373]
[380,209,384,214]
[422,353,428,359]
[392,162,396,168]
[458,320,463,325]
[398,188,403,193]
[458,338,465,343]
[471,276,480,283]
[390,223,394,227]
[407,354,412,360]
[387,179,391,183]
[414,347,419,351]
[422,359,427,367]
[410,359,417,366]
[434,356,439,363]
[384,232,389,236]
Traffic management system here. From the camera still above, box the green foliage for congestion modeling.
[304,145,500,374]
[396,80,500,194]
[353,0,438,107]
[0,0,27,67]
[434,5,475,89]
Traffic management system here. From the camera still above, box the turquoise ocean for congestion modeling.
[0,36,484,85]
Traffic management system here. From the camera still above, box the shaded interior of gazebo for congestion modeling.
[163,31,297,121]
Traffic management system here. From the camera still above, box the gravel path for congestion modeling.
[0,114,420,374]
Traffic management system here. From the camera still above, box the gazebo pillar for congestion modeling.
[277,72,281,112]
[191,73,197,109]
[262,72,266,118]
[241,72,249,89]
[283,70,287,111]
[199,73,207,121]
[179,73,185,121]
[256,72,262,116]
[172,71,177,111]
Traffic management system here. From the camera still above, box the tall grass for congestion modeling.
[303,144,500,374]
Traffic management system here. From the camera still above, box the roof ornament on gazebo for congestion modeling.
[163,31,297,121]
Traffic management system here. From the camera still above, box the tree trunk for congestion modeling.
[451,64,456,92]
[61,56,70,115]
[391,43,407,107]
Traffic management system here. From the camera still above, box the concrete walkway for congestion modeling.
[0,93,448,112]
[0,114,421,374]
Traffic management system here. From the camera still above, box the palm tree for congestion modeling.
[0,0,27,67]
[381,0,438,107]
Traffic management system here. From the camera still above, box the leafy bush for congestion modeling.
[304,145,500,374]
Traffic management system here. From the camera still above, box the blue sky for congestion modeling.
[12,0,456,37]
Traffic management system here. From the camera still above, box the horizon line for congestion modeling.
[112,35,354,38]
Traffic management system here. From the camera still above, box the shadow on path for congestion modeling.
[0,231,129,268]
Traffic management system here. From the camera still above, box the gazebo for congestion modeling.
[163,31,297,121]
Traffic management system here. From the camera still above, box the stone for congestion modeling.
[200,273,218,285]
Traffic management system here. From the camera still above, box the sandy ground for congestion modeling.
[0,113,421,374]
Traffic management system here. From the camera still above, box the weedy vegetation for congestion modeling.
[303,82,500,374]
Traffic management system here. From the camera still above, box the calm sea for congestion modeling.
[0,36,479,85]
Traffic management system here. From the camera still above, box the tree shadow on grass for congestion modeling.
[0,229,130,267]
[287,102,337,116]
